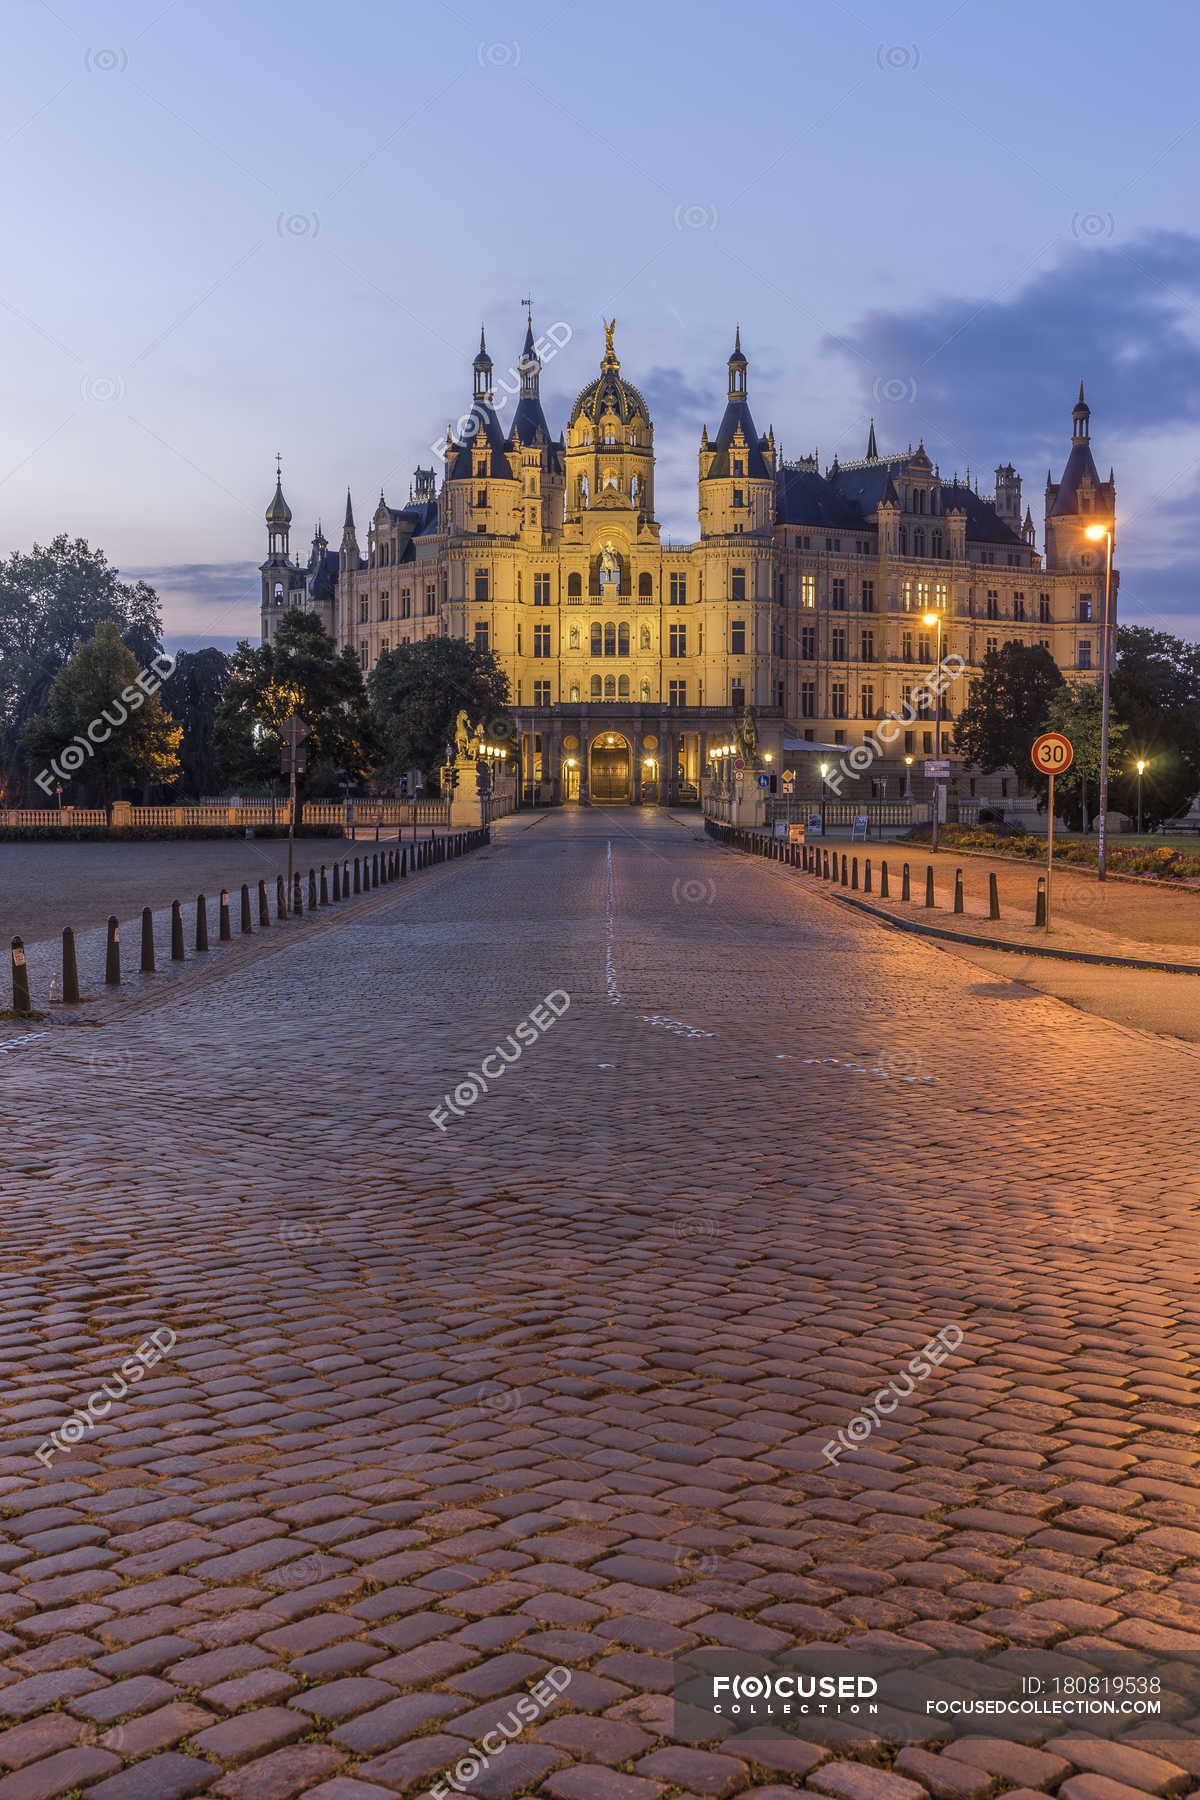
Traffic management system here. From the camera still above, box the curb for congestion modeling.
[830,891,1200,975]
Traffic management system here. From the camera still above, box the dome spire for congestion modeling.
[866,418,878,460]
[602,317,619,369]
[727,325,747,399]
[265,453,291,557]
[1072,380,1091,442]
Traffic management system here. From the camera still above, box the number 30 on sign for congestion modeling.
[1031,731,1074,774]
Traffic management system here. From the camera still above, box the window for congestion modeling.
[618,622,630,656]
[533,624,551,658]
[669,573,687,605]
[902,631,913,661]
[590,622,602,655]
[474,568,489,603]
[860,684,875,717]
[425,583,436,615]
[831,577,846,610]
[931,530,943,558]
[669,623,687,657]
[731,679,745,708]
[359,596,369,623]
[986,589,999,620]
[860,629,874,661]
[380,594,390,621]
[918,633,931,662]
[516,624,522,655]
[1039,593,1052,623]
[359,641,368,667]
[668,680,686,707]
[604,622,616,657]
[639,572,653,599]
[800,682,816,717]
[935,581,948,611]
[831,627,846,660]
[534,573,551,605]
[800,574,816,608]
[473,620,489,652]
[1079,596,1092,622]
[730,620,746,655]
[1079,641,1092,668]
[986,635,999,656]
[831,681,847,718]
[401,588,412,619]
[533,679,551,706]
[1013,593,1026,621]
[604,674,615,698]
[568,572,582,600]
[731,567,746,601]
[733,457,744,477]
[917,580,930,613]
[476,488,487,508]
[923,731,934,754]
[913,528,925,557]
[801,626,816,660]
[613,674,626,698]
[732,489,744,508]
[273,582,283,601]
[861,580,875,612]
[904,729,914,752]
[590,675,602,697]
[902,580,913,611]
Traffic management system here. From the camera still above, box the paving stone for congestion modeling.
[84,1751,219,1799]
[100,1701,215,1758]
[1046,1737,1190,1796]
[0,1713,86,1770]
[0,1746,121,1799]
[807,1765,928,1800]
[190,1706,308,1765]
[634,1748,748,1796]
[211,1745,346,1798]
[541,1770,667,1800]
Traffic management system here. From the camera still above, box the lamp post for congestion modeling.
[1136,758,1146,836]
[923,609,944,853]
[1085,523,1115,880]
[819,761,829,837]
[903,754,913,802]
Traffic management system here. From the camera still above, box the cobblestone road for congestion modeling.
[1,808,1198,1800]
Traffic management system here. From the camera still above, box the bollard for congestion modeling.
[902,863,911,902]
[989,872,1000,921]
[925,866,935,908]
[822,849,830,878]
[864,858,872,895]
[1035,877,1046,926]
[141,907,155,973]
[219,890,232,941]
[880,860,889,899]
[851,856,858,891]
[196,896,209,952]
[401,846,407,878]
[241,884,252,934]
[63,926,81,1001]
[11,937,31,1015]
[293,872,303,915]
[953,869,964,915]
[320,865,329,906]
[170,902,184,961]
[353,857,361,894]
[276,875,287,920]
[101,915,119,985]
[840,854,848,886]
[308,869,317,911]
[372,853,379,888]
[258,879,270,927]
[333,862,341,901]
[342,860,349,896]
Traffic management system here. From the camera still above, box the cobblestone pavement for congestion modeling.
[1,806,1198,1800]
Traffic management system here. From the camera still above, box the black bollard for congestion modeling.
[11,937,31,1016]
[343,859,349,896]
[141,907,155,973]
[219,890,232,941]
[308,868,317,911]
[103,915,120,985]
[851,857,859,891]
[276,875,287,920]
[195,896,209,952]
[371,853,378,888]
[63,927,81,1002]
[925,866,935,908]
[864,858,872,894]
[333,862,341,901]
[840,854,848,886]
[293,872,303,915]
[241,884,252,934]
[320,865,329,906]
[171,902,184,961]
[401,846,407,878]
[989,872,1000,921]
[953,869,964,915]
[880,860,890,899]
[1035,877,1046,926]
[902,863,911,902]
[258,879,270,927]
[353,858,361,894]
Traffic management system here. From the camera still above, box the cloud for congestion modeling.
[129,561,261,640]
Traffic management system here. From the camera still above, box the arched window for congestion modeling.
[640,680,651,701]
[590,675,602,698]
[618,623,630,656]
[273,583,283,600]
[568,572,582,598]
[640,624,651,650]
[568,626,580,650]
[569,682,580,701]
[604,674,616,698]
[913,528,925,557]
[590,623,602,655]
[638,572,653,599]
[618,675,630,698]
[603,622,616,656]
[630,475,639,504]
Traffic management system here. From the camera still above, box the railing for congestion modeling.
[765,798,916,829]
[2,800,453,831]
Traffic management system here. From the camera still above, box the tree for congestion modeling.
[21,619,181,811]
[0,536,163,800]
[1033,681,1130,831]
[369,637,511,784]
[1111,626,1200,827]
[163,648,230,800]
[214,609,375,804]
[952,642,1064,775]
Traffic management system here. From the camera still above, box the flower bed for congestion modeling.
[904,825,1200,881]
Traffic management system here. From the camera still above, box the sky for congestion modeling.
[3,0,1200,649]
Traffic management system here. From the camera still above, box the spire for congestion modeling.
[473,327,493,403]
[266,455,291,526]
[728,325,748,398]
[518,303,540,397]
[1072,380,1091,442]
[867,419,878,459]
[344,487,354,530]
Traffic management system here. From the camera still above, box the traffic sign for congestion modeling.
[1032,731,1073,774]
[756,773,770,789]
[734,757,746,774]
[924,759,950,779]
[782,768,796,783]
[781,780,795,796]
[283,714,311,743]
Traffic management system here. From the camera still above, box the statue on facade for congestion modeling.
[599,540,620,593]
[454,709,477,762]
[735,704,763,770]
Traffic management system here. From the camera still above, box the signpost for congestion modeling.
[789,822,805,844]
[851,814,868,842]
[1031,732,1074,931]
[924,760,950,780]
[280,714,311,892]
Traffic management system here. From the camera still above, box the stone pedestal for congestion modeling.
[731,786,767,828]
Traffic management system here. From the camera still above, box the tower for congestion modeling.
[266,456,291,559]
[260,456,298,644]
[994,462,1022,530]
[1044,382,1115,571]
[698,328,776,537]
[508,305,564,541]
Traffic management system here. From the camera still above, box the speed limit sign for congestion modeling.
[1031,731,1074,774]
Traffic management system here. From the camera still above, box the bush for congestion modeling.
[902,824,1200,880]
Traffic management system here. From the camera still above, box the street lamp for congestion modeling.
[903,754,914,802]
[923,609,945,853]
[819,761,829,836]
[1085,522,1115,880]
[1136,758,1146,835]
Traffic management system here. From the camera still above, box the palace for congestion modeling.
[260,313,1117,805]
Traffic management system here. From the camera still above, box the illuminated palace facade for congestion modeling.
[260,315,1116,804]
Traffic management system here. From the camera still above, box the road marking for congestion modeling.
[605,839,620,1005]
[639,1014,714,1040]
[800,1055,935,1083]
[0,1032,51,1056]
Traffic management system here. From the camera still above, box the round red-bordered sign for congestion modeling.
[1031,731,1074,774]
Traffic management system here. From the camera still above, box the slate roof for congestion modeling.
[705,397,771,480]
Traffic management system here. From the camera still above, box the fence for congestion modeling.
[3,799,453,831]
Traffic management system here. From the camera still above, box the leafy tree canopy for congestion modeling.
[1111,625,1200,826]
[1035,680,1130,831]
[163,648,230,800]
[368,636,511,784]
[952,642,1064,775]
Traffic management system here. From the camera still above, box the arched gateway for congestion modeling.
[588,732,632,803]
